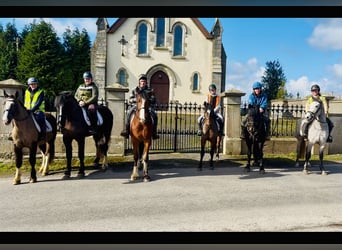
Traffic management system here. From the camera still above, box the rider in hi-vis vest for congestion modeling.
[300,84,334,143]
[24,77,46,142]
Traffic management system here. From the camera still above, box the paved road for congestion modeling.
[0,153,342,232]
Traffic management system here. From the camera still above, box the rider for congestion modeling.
[74,71,99,135]
[197,83,224,136]
[240,81,271,140]
[120,74,159,140]
[24,77,46,142]
[300,84,334,143]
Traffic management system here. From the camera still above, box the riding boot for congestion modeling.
[240,126,245,139]
[218,119,225,136]
[151,111,159,140]
[326,118,333,143]
[88,111,97,135]
[197,121,202,136]
[120,108,134,138]
[38,121,46,142]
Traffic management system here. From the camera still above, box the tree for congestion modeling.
[16,20,67,111]
[62,27,91,91]
[261,60,287,100]
[0,22,19,80]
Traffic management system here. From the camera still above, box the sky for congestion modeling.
[1,17,342,101]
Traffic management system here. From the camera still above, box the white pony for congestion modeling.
[301,100,329,175]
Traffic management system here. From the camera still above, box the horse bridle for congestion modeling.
[3,97,30,122]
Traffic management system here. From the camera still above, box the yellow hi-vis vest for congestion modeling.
[24,89,45,112]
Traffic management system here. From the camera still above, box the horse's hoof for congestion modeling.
[143,175,151,182]
[29,177,37,183]
[244,167,250,173]
[13,179,21,185]
[62,174,71,180]
[77,172,85,178]
[322,171,328,176]
[303,170,309,175]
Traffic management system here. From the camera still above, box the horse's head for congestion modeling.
[245,104,263,136]
[2,90,23,125]
[305,101,322,122]
[203,101,215,120]
[135,87,151,123]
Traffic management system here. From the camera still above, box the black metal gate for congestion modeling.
[123,101,224,154]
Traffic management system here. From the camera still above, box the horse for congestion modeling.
[296,100,329,175]
[198,101,222,170]
[242,104,266,174]
[54,91,113,179]
[129,87,153,182]
[2,90,57,185]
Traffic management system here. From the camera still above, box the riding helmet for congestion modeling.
[83,71,93,79]
[311,84,320,91]
[138,74,147,81]
[252,82,262,89]
[27,77,39,85]
[209,84,217,91]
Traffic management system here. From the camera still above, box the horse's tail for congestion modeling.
[46,112,58,163]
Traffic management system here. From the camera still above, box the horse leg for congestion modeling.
[39,143,50,176]
[215,136,221,161]
[244,145,251,173]
[142,142,151,182]
[303,143,313,175]
[130,140,140,181]
[259,143,265,174]
[29,145,38,183]
[63,137,73,179]
[77,138,86,178]
[319,144,328,175]
[209,143,216,170]
[198,144,205,171]
[295,136,305,167]
[13,145,23,185]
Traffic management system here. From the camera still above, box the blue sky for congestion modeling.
[2,17,342,101]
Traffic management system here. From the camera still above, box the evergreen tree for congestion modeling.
[0,22,20,80]
[261,60,287,100]
[62,27,91,92]
[16,20,66,111]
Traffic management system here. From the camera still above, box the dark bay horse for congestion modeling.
[2,90,57,185]
[129,87,153,182]
[242,104,266,174]
[295,100,328,175]
[54,91,113,179]
[198,101,222,170]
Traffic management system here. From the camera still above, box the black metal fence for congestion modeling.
[241,102,306,137]
[124,101,306,154]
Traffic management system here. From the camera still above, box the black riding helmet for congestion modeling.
[311,84,320,91]
[209,84,217,91]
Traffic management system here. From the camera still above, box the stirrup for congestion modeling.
[327,136,333,143]
[197,130,202,136]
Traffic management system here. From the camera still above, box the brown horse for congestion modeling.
[198,101,222,170]
[2,90,57,185]
[54,91,113,179]
[129,87,153,182]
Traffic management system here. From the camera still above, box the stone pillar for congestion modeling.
[105,84,129,155]
[221,90,245,155]
[0,79,26,155]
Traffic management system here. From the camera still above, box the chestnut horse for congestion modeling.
[242,104,266,174]
[129,87,153,182]
[54,91,113,179]
[2,90,57,185]
[198,102,222,171]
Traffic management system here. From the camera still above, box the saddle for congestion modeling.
[31,113,52,133]
[81,107,103,126]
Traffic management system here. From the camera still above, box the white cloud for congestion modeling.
[307,18,342,50]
